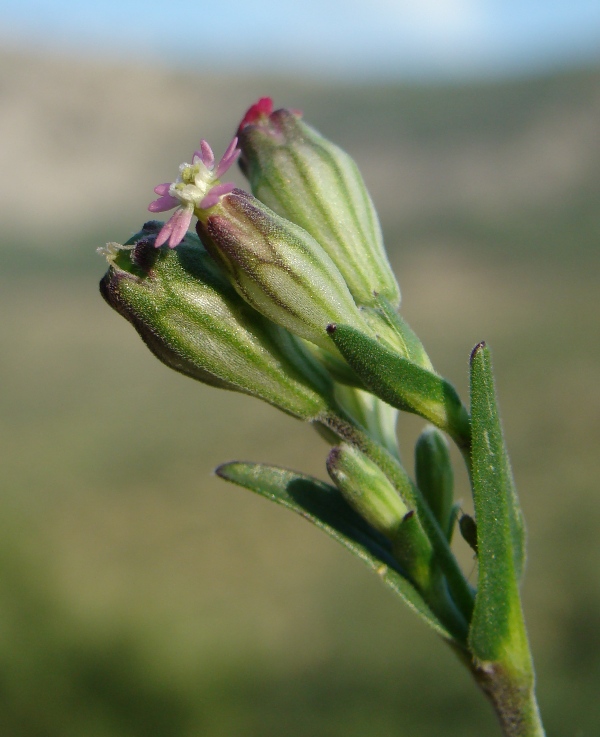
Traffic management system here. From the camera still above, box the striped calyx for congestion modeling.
[238,101,400,309]
[99,222,334,421]
[195,189,370,351]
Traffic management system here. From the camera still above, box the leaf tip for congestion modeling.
[214,461,238,480]
[470,341,487,364]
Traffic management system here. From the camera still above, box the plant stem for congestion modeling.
[471,662,546,737]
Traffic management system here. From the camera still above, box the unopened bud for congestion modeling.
[195,189,370,351]
[99,222,334,421]
[415,427,454,538]
[237,99,400,309]
[327,444,436,593]
[326,443,408,538]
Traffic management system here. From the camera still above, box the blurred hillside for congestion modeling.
[1,48,599,736]
[2,47,600,265]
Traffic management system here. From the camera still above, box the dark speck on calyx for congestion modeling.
[470,341,486,363]
[131,237,160,272]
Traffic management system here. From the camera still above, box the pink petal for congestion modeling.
[168,208,194,247]
[199,182,235,209]
[215,137,241,179]
[154,207,193,248]
[199,140,215,169]
[153,183,172,196]
[154,219,175,248]
[222,136,239,162]
[148,195,179,213]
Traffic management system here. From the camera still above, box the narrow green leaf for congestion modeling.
[216,461,453,640]
[327,324,470,449]
[468,342,528,664]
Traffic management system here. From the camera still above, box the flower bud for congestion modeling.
[98,222,334,421]
[326,443,408,538]
[195,189,370,351]
[326,443,437,594]
[415,427,454,539]
[237,98,400,309]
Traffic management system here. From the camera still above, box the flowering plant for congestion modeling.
[99,98,545,737]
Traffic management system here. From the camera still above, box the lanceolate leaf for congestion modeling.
[468,342,528,664]
[216,461,453,640]
[327,324,470,449]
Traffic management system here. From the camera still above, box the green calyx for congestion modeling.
[239,108,400,309]
[196,190,371,352]
[99,222,334,421]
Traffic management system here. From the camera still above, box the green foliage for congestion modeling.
[216,461,453,639]
[468,342,528,666]
[327,324,470,448]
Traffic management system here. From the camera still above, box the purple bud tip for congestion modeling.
[326,323,337,334]
[237,98,304,143]
[326,446,341,467]
[403,510,415,521]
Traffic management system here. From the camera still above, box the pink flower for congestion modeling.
[148,137,240,248]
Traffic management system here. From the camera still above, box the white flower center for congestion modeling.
[169,161,217,208]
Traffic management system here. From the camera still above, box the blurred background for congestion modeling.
[1,1,599,735]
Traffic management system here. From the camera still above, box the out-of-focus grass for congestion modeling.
[1,59,599,736]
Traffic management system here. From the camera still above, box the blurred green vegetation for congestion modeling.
[1,61,599,736]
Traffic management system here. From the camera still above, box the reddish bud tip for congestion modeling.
[238,97,274,134]
[326,323,337,335]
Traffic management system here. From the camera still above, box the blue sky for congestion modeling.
[2,0,600,79]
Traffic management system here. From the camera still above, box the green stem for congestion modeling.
[470,662,545,737]
[322,411,475,631]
